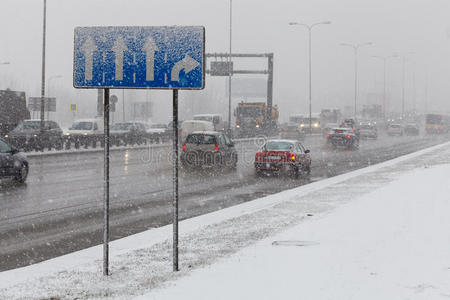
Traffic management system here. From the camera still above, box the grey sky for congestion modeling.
[1,0,449,123]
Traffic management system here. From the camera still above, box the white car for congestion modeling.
[387,124,403,136]
[146,123,168,135]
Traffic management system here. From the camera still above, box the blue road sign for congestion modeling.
[74,26,205,89]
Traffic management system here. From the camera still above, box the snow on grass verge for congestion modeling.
[1,141,450,299]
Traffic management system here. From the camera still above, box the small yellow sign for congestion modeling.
[70,103,78,112]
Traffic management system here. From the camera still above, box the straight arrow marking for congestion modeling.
[112,36,128,81]
[143,37,159,81]
[81,36,97,81]
[171,55,200,82]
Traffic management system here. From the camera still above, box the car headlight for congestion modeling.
[313,123,319,127]
[236,125,240,128]
[255,124,260,128]
[4,134,8,138]
[300,124,305,128]
[83,133,88,136]
[65,133,70,136]
[33,134,37,137]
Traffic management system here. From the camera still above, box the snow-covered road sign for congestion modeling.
[74,26,205,89]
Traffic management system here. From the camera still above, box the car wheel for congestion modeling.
[15,163,28,183]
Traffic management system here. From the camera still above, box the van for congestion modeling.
[65,119,104,138]
[180,120,214,142]
[192,114,225,132]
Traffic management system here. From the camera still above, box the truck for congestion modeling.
[0,89,31,137]
[320,108,342,125]
[234,102,279,137]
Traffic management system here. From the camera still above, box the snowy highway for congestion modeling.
[0,133,449,271]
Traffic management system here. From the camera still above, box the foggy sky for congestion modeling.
[1,0,449,124]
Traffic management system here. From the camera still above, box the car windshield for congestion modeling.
[186,134,217,144]
[236,106,263,117]
[151,124,166,128]
[111,123,133,131]
[264,141,293,151]
[193,116,213,122]
[72,122,93,130]
[15,121,41,130]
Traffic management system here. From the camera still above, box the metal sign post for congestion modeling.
[103,88,110,276]
[172,89,179,271]
[74,26,205,275]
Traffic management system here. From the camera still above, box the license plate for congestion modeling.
[266,155,281,160]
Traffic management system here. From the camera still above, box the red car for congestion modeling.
[254,139,311,178]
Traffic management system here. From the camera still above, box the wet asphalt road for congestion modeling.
[0,132,449,271]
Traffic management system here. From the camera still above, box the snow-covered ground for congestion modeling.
[1,141,450,299]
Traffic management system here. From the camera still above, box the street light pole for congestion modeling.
[228,0,232,135]
[340,42,372,120]
[289,21,331,134]
[40,0,47,133]
[400,53,414,119]
[372,55,397,119]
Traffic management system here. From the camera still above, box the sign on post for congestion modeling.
[69,103,78,112]
[73,26,205,276]
[74,26,205,89]
[28,97,56,112]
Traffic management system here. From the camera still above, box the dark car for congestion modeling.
[0,138,28,183]
[404,123,420,136]
[254,139,311,178]
[181,131,237,170]
[5,120,63,151]
[326,128,359,149]
[110,122,147,146]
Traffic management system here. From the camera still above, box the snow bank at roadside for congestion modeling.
[140,161,450,300]
[1,141,450,299]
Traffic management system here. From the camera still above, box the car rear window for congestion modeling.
[186,134,217,144]
[264,141,293,151]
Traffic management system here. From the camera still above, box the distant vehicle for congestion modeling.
[387,124,403,136]
[0,138,28,183]
[0,89,31,137]
[254,139,311,178]
[234,102,279,137]
[6,120,63,150]
[341,118,356,129]
[425,113,450,134]
[180,120,214,143]
[404,123,420,136]
[299,116,321,134]
[322,123,339,137]
[326,128,359,150]
[280,123,303,140]
[181,131,237,170]
[65,118,104,147]
[193,114,225,132]
[358,124,378,139]
[146,123,168,134]
[110,122,147,145]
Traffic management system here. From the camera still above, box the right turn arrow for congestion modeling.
[171,55,200,82]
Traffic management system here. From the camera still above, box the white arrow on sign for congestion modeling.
[142,37,159,81]
[81,36,97,81]
[112,36,128,81]
[171,55,200,82]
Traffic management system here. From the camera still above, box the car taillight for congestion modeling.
[291,153,296,161]
[346,135,351,139]
[326,134,331,138]
[182,144,186,151]
[255,152,261,161]
[214,144,219,151]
